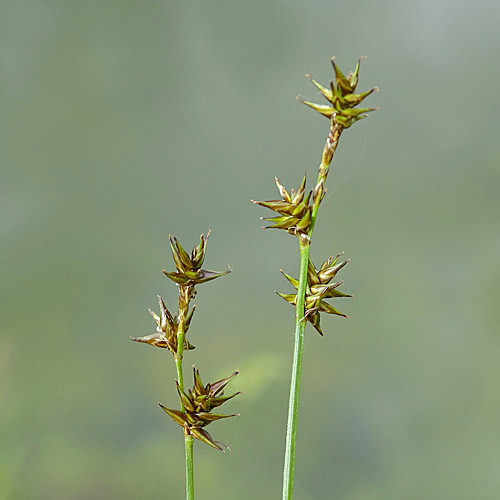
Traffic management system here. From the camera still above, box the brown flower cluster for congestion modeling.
[159,368,240,451]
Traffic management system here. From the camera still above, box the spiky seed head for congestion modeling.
[163,232,231,286]
[277,255,352,334]
[302,57,378,129]
[159,368,241,451]
[130,295,196,353]
[253,175,312,236]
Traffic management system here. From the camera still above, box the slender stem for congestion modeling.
[175,284,194,399]
[185,434,194,500]
[309,125,343,238]
[282,122,344,500]
[175,327,186,396]
[175,284,195,500]
[282,236,310,500]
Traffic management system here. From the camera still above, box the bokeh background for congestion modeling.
[2,1,500,499]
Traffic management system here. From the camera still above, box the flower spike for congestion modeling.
[302,57,378,129]
[159,368,241,451]
[130,295,196,353]
[252,175,312,236]
[163,232,231,286]
[277,255,352,335]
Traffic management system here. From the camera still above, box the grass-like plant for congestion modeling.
[131,231,239,499]
[253,57,378,499]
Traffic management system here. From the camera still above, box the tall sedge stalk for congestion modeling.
[253,57,378,500]
[131,231,240,500]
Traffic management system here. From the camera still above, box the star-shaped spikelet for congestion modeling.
[277,253,352,335]
[163,231,231,286]
[300,57,378,128]
[252,175,312,236]
[130,295,195,353]
[159,368,241,451]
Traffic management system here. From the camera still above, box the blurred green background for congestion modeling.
[1,1,499,499]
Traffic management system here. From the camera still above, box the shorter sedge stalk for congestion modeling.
[133,232,235,500]
[282,123,344,500]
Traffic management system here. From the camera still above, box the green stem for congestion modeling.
[282,122,344,500]
[282,236,310,500]
[175,286,191,396]
[176,322,194,500]
[175,329,185,397]
[175,285,194,500]
[185,434,194,500]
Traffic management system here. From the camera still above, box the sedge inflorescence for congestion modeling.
[131,231,239,452]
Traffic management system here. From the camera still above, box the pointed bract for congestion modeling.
[280,270,300,289]
[209,370,239,397]
[159,404,189,427]
[300,100,335,119]
[190,427,225,451]
[306,73,334,102]
[130,332,170,349]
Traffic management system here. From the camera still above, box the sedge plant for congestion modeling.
[131,231,240,500]
[253,57,378,500]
